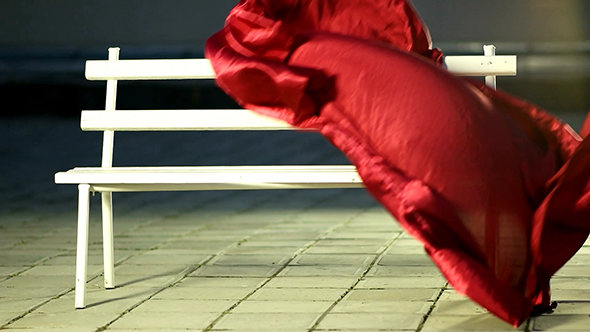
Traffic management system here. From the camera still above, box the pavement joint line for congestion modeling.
[414,282,449,332]
[307,231,404,332]
[202,192,367,332]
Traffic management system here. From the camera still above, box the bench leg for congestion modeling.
[75,184,91,309]
[101,192,115,289]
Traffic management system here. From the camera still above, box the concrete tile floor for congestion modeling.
[2,117,590,331]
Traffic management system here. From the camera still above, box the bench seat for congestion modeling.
[55,165,363,191]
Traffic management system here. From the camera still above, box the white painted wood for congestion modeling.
[75,184,91,309]
[85,55,516,81]
[81,110,298,131]
[101,48,119,168]
[483,45,497,89]
[86,58,216,80]
[55,166,363,189]
[101,192,115,289]
[443,55,516,77]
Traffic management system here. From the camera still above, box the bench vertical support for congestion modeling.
[484,45,497,90]
[75,184,91,309]
[101,47,119,290]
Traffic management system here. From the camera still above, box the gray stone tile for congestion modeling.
[378,253,434,266]
[421,315,525,331]
[304,245,383,254]
[108,311,219,330]
[213,313,319,330]
[265,276,357,289]
[113,264,191,276]
[386,245,427,255]
[313,239,389,247]
[7,311,118,330]
[236,240,313,248]
[0,298,44,313]
[278,266,364,277]
[0,312,20,326]
[431,299,489,316]
[290,254,375,266]
[106,273,179,289]
[131,299,236,313]
[177,277,266,288]
[224,246,303,255]
[316,312,424,330]
[191,265,280,277]
[0,266,29,277]
[552,289,590,300]
[120,253,210,266]
[332,300,431,314]
[249,288,345,301]
[157,240,236,251]
[36,296,140,314]
[367,266,442,277]
[555,265,590,277]
[18,264,102,277]
[345,288,440,302]
[550,301,590,314]
[0,275,73,289]
[551,277,590,290]
[209,254,291,266]
[154,287,254,300]
[0,286,68,299]
[323,232,396,240]
[232,300,332,313]
[357,276,446,289]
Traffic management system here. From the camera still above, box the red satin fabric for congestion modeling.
[205,0,590,326]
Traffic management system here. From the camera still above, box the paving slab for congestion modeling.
[277,265,365,277]
[212,312,320,330]
[316,312,424,330]
[154,286,254,300]
[331,300,431,314]
[232,300,332,313]
[357,276,446,289]
[131,299,236,313]
[264,276,358,288]
[532,314,590,331]
[190,265,281,277]
[249,288,345,301]
[107,311,219,330]
[345,288,440,302]
[7,310,118,330]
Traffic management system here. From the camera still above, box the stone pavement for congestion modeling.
[1,115,590,332]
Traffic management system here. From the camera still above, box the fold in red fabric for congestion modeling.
[205,0,590,326]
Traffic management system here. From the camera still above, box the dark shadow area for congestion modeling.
[0,82,240,117]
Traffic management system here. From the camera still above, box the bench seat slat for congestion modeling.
[81,110,299,131]
[54,166,363,191]
[85,56,517,81]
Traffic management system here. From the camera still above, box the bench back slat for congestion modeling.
[85,56,517,81]
[81,110,301,131]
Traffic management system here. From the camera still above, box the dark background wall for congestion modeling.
[2,0,589,47]
[2,0,590,116]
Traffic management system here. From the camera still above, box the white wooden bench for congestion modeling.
[54,45,517,308]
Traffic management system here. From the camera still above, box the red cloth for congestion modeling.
[205,0,590,326]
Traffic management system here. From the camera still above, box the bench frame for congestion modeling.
[55,45,517,308]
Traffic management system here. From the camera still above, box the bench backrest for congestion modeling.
[84,47,517,168]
